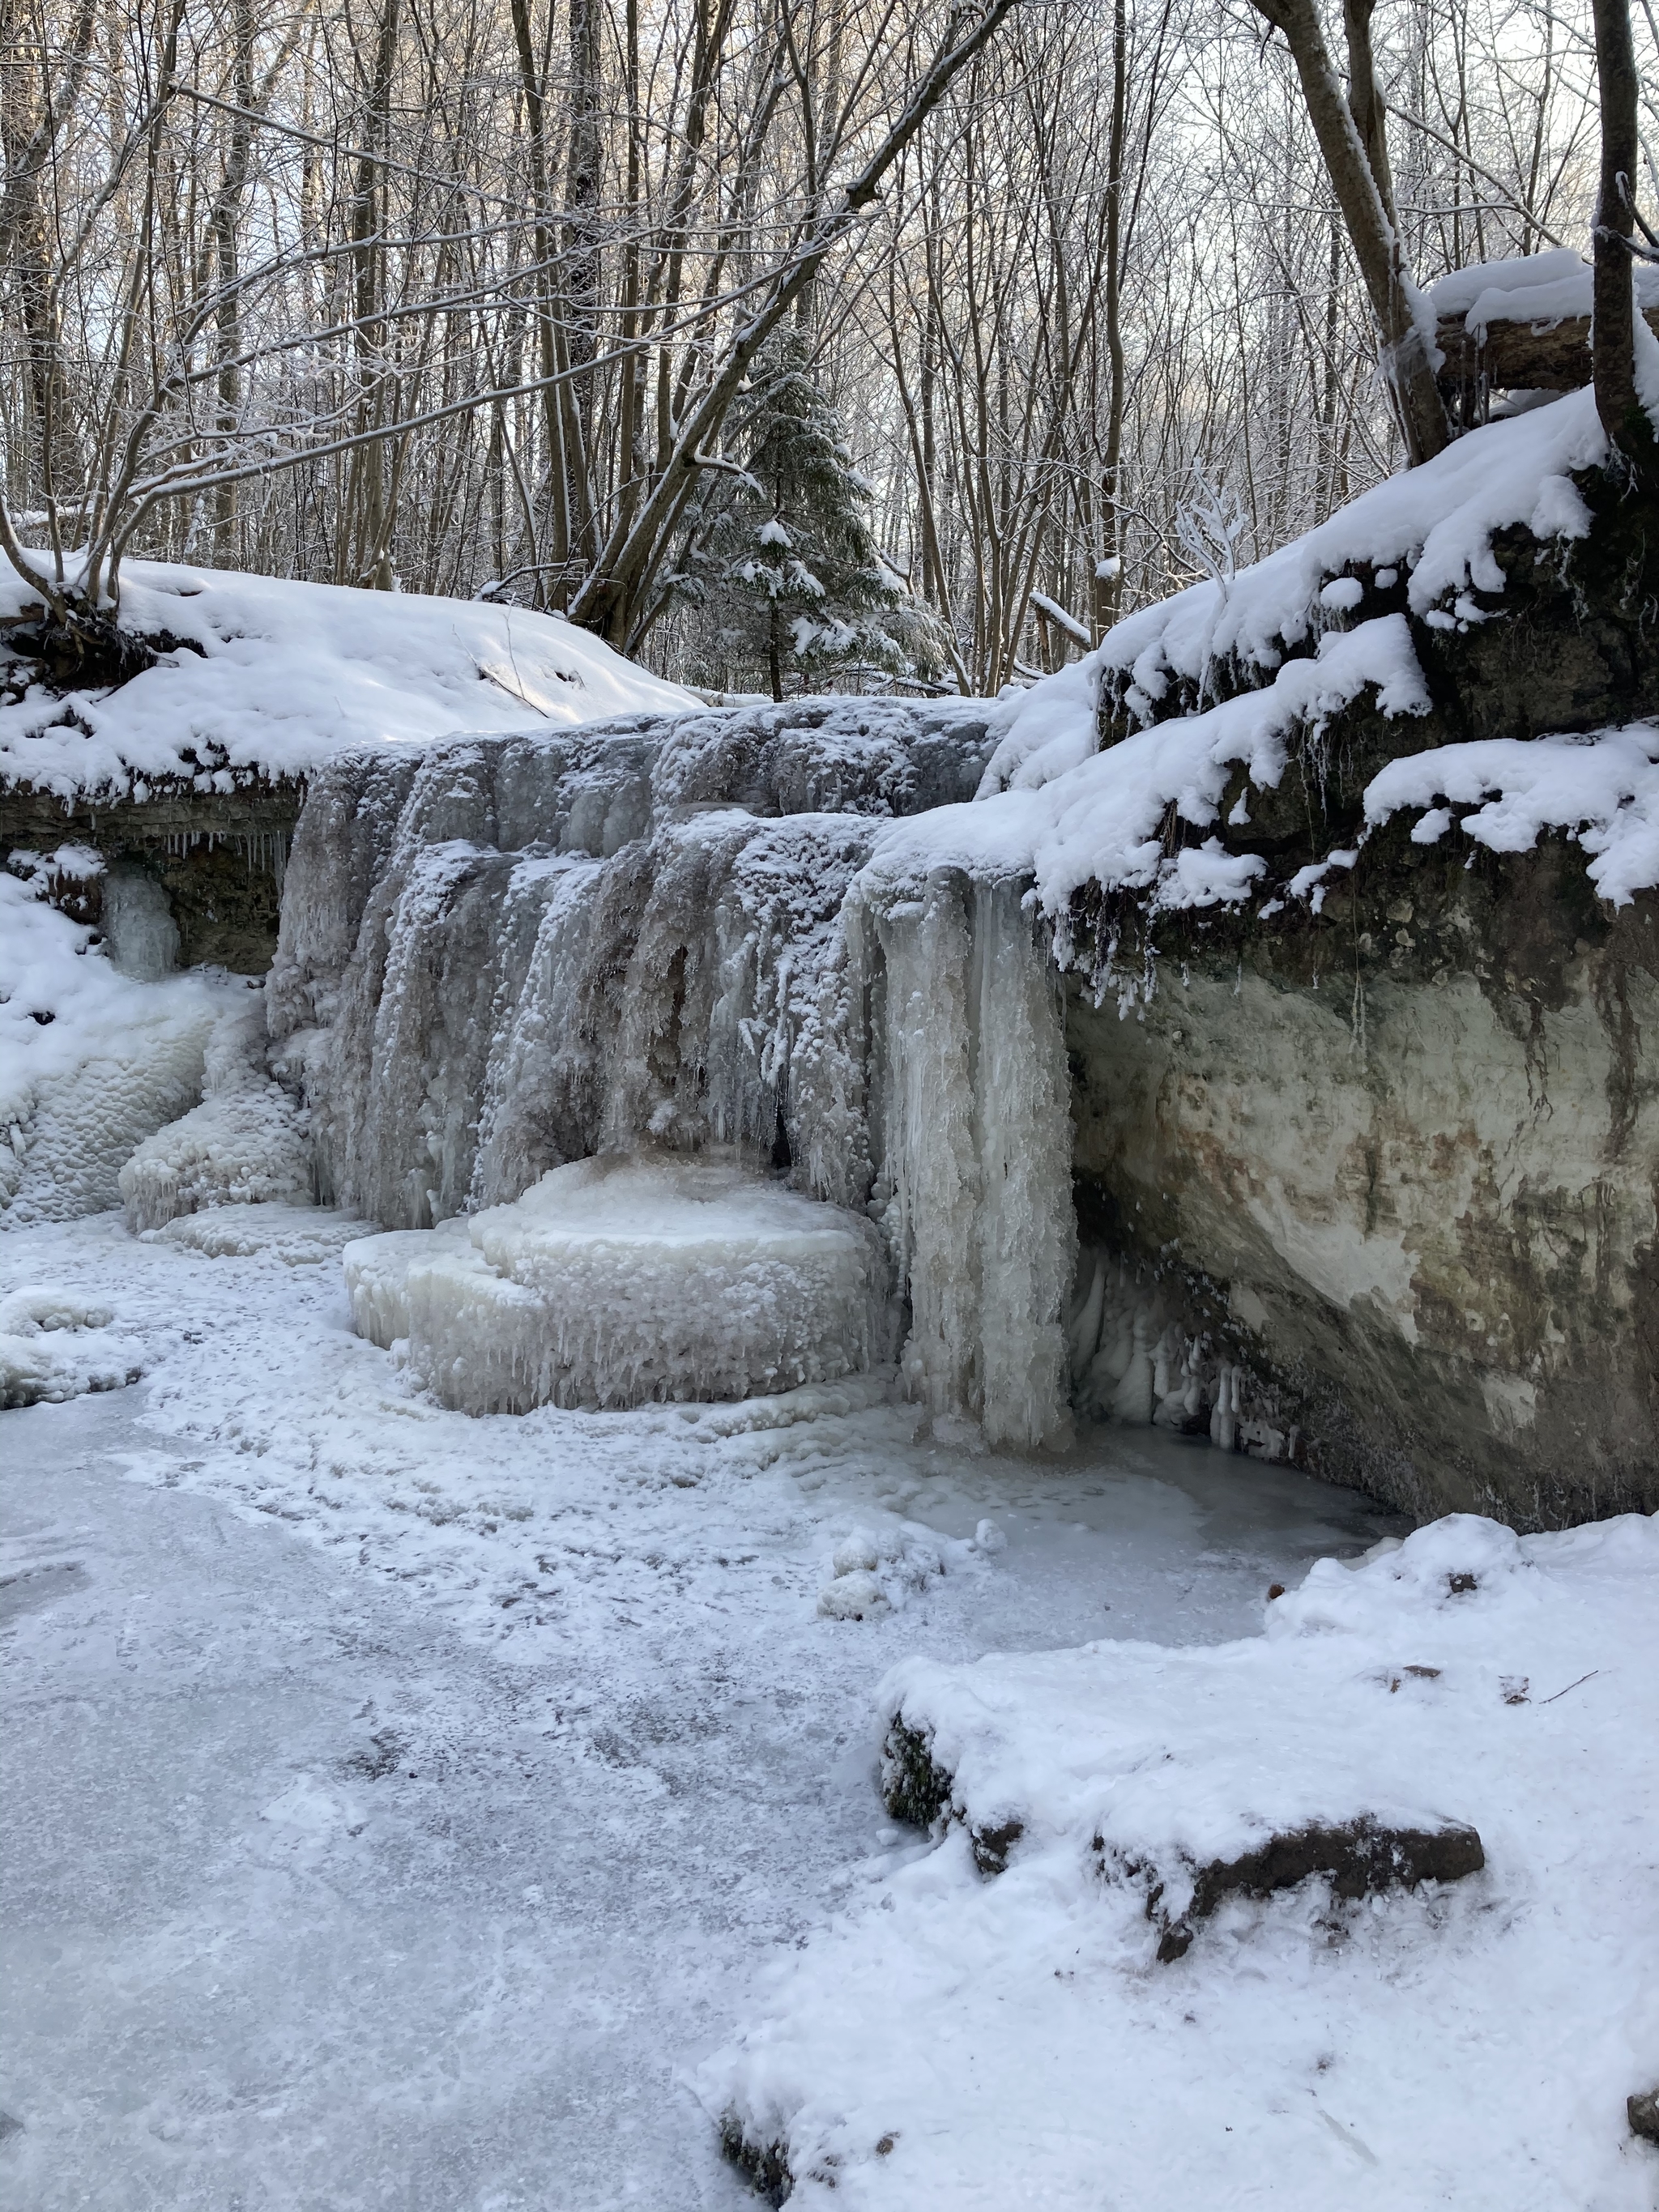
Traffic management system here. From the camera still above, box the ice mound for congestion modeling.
[143,1203,361,1266]
[343,1153,893,1414]
[1,871,234,1226]
[817,1524,957,1619]
[0,1284,141,1407]
[118,1001,312,1233]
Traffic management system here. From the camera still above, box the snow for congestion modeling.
[343,1153,893,1413]
[0,1205,1409,2210]
[962,386,1609,888]
[0,553,697,799]
[905,390,1659,921]
[975,646,1104,795]
[1427,245,1659,333]
[709,1508,1659,2210]
[0,869,242,1225]
[1087,389,1604,698]
[873,616,1430,918]
[1364,722,1659,905]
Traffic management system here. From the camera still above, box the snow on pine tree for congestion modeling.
[688,332,940,701]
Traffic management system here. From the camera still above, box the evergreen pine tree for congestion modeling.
[684,331,943,700]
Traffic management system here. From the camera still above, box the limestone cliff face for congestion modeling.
[1068,830,1659,1528]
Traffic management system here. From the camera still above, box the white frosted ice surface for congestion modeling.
[118,1003,313,1232]
[0,1209,1406,2211]
[344,1154,893,1413]
[0,873,239,1227]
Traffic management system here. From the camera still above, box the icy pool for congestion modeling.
[1,1212,1405,2211]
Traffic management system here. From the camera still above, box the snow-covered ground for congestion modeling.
[715,1512,1659,2209]
[0,1207,1404,2210]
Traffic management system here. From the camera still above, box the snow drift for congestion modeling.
[0,553,697,799]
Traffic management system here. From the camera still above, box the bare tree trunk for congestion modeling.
[1250,0,1451,466]
[564,0,603,558]
[1094,0,1127,641]
[211,0,257,560]
[1591,0,1656,478]
[340,0,401,588]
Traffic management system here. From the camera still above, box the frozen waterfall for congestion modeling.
[271,698,1081,1437]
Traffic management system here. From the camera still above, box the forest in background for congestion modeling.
[0,0,1647,696]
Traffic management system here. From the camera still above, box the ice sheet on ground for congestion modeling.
[343,1153,893,1413]
[0,1209,1406,2210]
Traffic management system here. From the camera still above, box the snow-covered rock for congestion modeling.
[709,1508,1659,2210]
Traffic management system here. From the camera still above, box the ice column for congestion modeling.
[864,868,1074,1450]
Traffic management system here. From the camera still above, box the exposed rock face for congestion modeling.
[1068,842,1659,1526]
[0,777,299,972]
[1123,1816,1486,1963]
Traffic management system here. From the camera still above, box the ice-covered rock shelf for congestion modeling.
[343,1153,893,1413]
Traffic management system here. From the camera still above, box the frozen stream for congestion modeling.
[1,1214,1404,2212]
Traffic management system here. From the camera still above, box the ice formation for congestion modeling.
[118,999,312,1232]
[274,699,1092,1434]
[0,1282,141,1406]
[0,867,235,1226]
[343,1152,893,1413]
[1061,1244,1298,1462]
[143,1203,360,1266]
[272,688,1320,1446]
[835,867,1077,1450]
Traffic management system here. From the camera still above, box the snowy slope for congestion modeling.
[0,555,697,798]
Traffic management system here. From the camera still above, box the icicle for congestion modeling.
[1067,1256,1107,1385]
[1112,1310,1154,1426]
[1210,1362,1237,1452]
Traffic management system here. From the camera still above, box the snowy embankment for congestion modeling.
[711,1509,1659,2208]
[892,384,1659,919]
[0,554,696,797]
